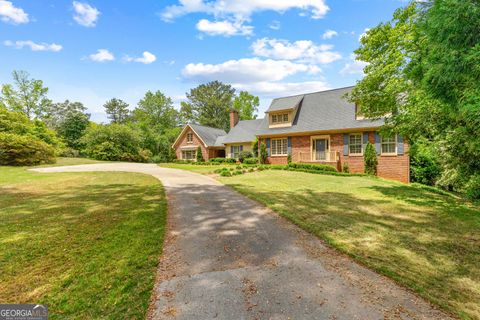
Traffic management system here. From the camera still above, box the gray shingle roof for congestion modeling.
[267,95,304,112]
[189,124,227,147]
[222,119,264,144]
[257,86,384,136]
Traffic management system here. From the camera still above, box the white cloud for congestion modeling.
[0,0,29,24]
[234,81,330,98]
[161,0,329,21]
[182,58,320,83]
[196,19,253,37]
[73,1,100,27]
[4,40,62,52]
[251,38,341,64]
[86,49,114,62]
[322,29,338,39]
[340,55,368,75]
[123,51,157,64]
[269,20,280,30]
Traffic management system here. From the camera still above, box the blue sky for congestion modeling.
[0,0,404,122]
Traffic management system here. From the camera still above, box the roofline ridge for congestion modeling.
[270,85,355,101]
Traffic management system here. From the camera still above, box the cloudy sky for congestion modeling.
[0,0,403,122]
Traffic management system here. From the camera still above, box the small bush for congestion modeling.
[219,170,232,177]
[209,157,235,163]
[138,149,153,163]
[270,165,288,170]
[243,157,258,165]
[238,150,253,163]
[0,133,55,166]
[287,153,292,164]
[342,162,350,173]
[252,139,259,157]
[364,142,378,175]
[60,147,80,158]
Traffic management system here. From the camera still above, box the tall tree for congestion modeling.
[104,98,130,124]
[57,111,90,150]
[181,81,235,131]
[133,90,178,133]
[233,91,259,120]
[347,0,480,196]
[0,70,52,119]
[44,100,88,130]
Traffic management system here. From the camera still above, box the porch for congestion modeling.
[294,150,341,170]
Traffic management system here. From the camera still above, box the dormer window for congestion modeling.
[272,113,289,124]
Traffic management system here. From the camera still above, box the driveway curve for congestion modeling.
[33,163,452,320]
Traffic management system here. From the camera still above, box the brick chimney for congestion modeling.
[230,109,239,129]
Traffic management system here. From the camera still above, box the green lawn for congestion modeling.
[0,165,167,319]
[216,170,479,319]
[160,162,235,174]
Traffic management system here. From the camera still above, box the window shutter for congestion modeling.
[375,132,381,155]
[362,132,369,153]
[343,134,349,156]
[230,145,234,158]
[287,137,292,155]
[240,145,243,152]
[266,138,271,157]
[397,135,404,155]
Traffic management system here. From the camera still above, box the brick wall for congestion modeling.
[262,132,410,183]
[175,127,209,161]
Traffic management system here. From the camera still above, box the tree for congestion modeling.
[347,0,480,197]
[104,98,130,124]
[57,112,90,150]
[0,70,52,119]
[259,143,268,164]
[133,90,178,133]
[252,138,259,157]
[181,81,235,131]
[44,100,88,129]
[233,91,259,120]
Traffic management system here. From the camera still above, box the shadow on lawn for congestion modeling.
[226,182,480,318]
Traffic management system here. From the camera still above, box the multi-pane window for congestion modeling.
[381,135,397,154]
[271,138,288,156]
[232,145,242,158]
[271,113,289,124]
[182,150,195,160]
[349,133,363,155]
[186,133,193,142]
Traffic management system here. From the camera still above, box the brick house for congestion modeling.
[173,87,410,183]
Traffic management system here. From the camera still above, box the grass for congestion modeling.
[0,165,167,319]
[37,157,107,167]
[214,170,480,319]
[160,162,236,174]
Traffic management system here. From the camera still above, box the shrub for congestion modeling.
[138,149,153,163]
[60,147,80,158]
[409,142,441,186]
[238,150,253,163]
[0,133,55,166]
[243,157,258,165]
[464,174,480,200]
[288,162,337,172]
[209,157,235,163]
[196,146,204,162]
[252,139,259,157]
[287,153,292,164]
[259,143,268,164]
[342,162,350,173]
[81,124,143,161]
[364,142,378,175]
[219,170,232,177]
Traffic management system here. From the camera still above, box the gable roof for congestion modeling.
[172,124,227,148]
[189,124,227,147]
[257,86,384,136]
[267,95,304,112]
[222,119,264,144]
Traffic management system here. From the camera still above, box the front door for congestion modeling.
[314,139,328,161]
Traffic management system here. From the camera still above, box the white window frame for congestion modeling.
[271,113,289,124]
[381,135,397,155]
[349,133,363,156]
[231,145,241,159]
[271,138,288,156]
[186,132,193,143]
[182,150,195,160]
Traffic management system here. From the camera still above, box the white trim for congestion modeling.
[348,132,363,156]
[310,135,330,162]
[380,134,398,156]
[171,124,208,149]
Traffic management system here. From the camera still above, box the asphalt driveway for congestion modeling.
[33,163,452,320]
